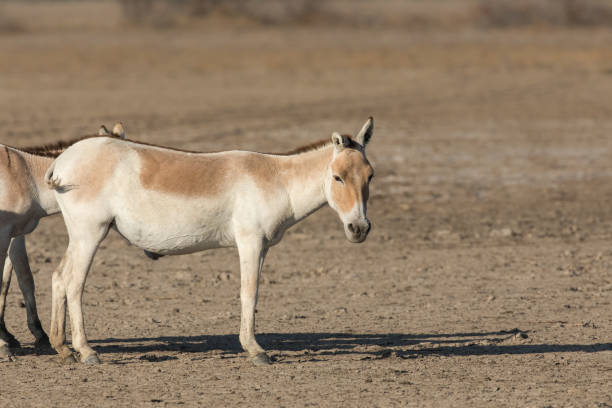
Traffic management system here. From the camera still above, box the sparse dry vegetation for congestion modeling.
[118,0,322,25]
[115,0,612,29]
[479,0,612,27]
[192,0,322,24]
[0,7,23,33]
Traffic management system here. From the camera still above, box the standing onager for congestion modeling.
[0,123,125,361]
[46,118,375,365]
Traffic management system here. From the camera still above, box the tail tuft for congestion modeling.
[47,175,62,190]
[44,161,61,190]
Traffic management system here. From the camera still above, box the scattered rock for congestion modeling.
[216,271,232,281]
[514,332,528,340]
[490,228,513,238]
[435,229,460,241]
[435,229,452,237]
[140,354,178,362]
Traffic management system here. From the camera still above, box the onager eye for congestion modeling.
[333,175,344,184]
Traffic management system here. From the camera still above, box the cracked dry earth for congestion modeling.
[0,5,611,408]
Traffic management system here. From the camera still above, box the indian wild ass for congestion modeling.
[45,118,375,365]
[0,123,125,361]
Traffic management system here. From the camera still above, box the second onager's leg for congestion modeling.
[237,237,269,366]
[0,236,16,360]
[9,235,51,350]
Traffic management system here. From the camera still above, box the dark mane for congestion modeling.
[18,134,121,158]
[18,133,349,158]
[19,137,86,158]
[278,138,329,155]
[277,134,358,156]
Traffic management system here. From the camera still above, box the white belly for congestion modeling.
[111,189,235,254]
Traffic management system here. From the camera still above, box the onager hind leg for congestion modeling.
[51,222,108,364]
[237,237,270,365]
[9,236,51,350]
[50,254,73,363]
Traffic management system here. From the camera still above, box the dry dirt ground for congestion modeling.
[0,2,611,407]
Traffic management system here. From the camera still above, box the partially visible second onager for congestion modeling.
[0,123,125,361]
[46,117,375,366]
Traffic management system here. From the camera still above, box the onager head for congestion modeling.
[325,117,374,243]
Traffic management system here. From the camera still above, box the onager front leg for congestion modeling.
[9,236,51,350]
[237,237,269,365]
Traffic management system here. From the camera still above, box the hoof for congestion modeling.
[59,353,77,365]
[83,353,100,365]
[0,345,14,362]
[251,352,271,366]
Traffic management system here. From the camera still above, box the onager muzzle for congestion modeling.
[345,218,371,243]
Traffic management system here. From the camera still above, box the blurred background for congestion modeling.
[2,0,612,242]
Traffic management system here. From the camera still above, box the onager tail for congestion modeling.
[44,161,62,190]
[45,122,126,191]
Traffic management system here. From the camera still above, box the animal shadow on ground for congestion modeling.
[14,329,608,363]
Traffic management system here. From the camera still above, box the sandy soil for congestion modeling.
[0,2,610,407]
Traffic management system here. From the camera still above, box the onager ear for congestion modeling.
[331,132,349,152]
[355,117,373,147]
[98,125,110,136]
[112,122,125,139]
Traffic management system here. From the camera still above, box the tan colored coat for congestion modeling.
[46,118,374,365]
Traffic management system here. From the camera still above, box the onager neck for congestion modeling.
[279,145,332,223]
[26,153,60,216]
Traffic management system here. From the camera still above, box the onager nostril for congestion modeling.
[348,223,355,234]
